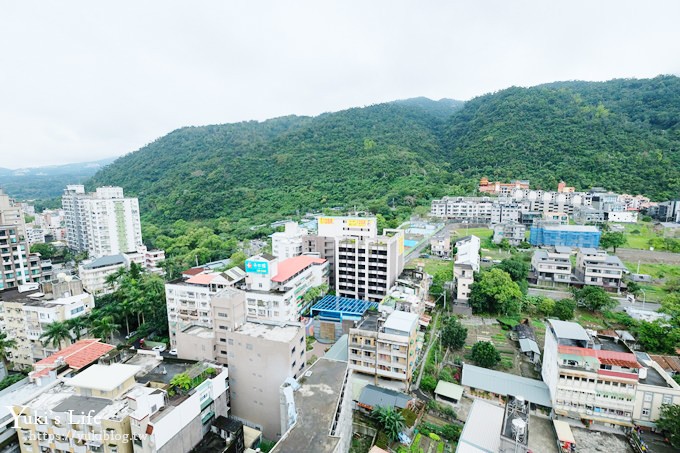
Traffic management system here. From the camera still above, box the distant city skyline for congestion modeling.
[1,0,679,168]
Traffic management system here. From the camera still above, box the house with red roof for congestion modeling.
[29,339,114,381]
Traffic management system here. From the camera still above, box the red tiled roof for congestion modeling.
[182,267,205,276]
[650,355,680,373]
[186,273,219,285]
[271,255,326,283]
[598,369,639,381]
[558,345,640,369]
[32,339,114,375]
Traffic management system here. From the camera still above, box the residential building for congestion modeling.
[62,185,143,258]
[335,228,405,302]
[191,416,247,453]
[558,181,576,193]
[166,270,240,348]
[430,196,496,222]
[271,222,308,260]
[316,216,377,239]
[78,254,127,296]
[243,253,329,321]
[606,211,639,223]
[531,246,572,287]
[573,206,606,224]
[456,399,505,453]
[381,268,430,317]
[225,320,306,439]
[514,320,541,364]
[355,384,414,413]
[618,194,652,211]
[348,310,419,391]
[453,235,480,303]
[632,352,680,429]
[492,222,526,246]
[478,177,530,196]
[429,236,450,258]
[490,201,521,224]
[301,235,337,288]
[0,189,52,290]
[1,277,95,370]
[575,248,627,291]
[542,319,640,430]
[274,356,352,453]
[529,224,601,248]
[25,226,46,245]
[13,358,230,453]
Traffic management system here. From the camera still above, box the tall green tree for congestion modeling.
[551,299,576,321]
[468,268,523,315]
[656,404,680,448]
[441,317,468,350]
[40,321,73,349]
[65,316,90,341]
[0,331,17,371]
[90,316,120,344]
[600,232,627,252]
[470,341,501,369]
[573,286,616,312]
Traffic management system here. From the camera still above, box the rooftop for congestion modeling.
[650,354,680,373]
[434,381,464,401]
[558,346,640,369]
[235,321,302,343]
[31,339,114,378]
[311,295,378,320]
[548,319,591,342]
[67,363,141,392]
[52,395,111,416]
[540,225,600,232]
[354,312,381,332]
[461,364,552,407]
[324,334,349,362]
[635,353,673,388]
[182,325,215,339]
[81,254,126,270]
[357,384,412,409]
[554,246,573,254]
[185,273,221,285]
[272,357,348,453]
[383,310,419,334]
[457,399,505,452]
[272,255,326,282]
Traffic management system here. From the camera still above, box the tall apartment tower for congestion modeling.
[61,184,88,252]
[303,217,404,302]
[62,185,143,258]
[0,190,51,290]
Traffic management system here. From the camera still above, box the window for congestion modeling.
[644,393,653,402]
[662,395,672,405]
[642,408,650,417]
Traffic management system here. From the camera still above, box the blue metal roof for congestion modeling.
[310,295,378,320]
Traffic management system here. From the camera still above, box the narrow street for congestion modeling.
[413,310,441,392]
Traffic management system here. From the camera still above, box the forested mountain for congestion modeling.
[0,157,116,199]
[90,76,680,228]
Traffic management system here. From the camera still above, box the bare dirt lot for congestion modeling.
[616,248,680,264]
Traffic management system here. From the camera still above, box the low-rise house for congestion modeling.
[348,311,419,391]
[575,248,627,291]
[492,221,526,246]
[355,384,414,412]
[453,235,480,303]
[429,236,451,257]
[434,381,464,407]
[514,320,541,364]
[529,224,601,248]
[633,352,680,429]
[531,246,572,287]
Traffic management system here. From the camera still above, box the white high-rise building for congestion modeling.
[271,222,308,260]
[62,185,143,258]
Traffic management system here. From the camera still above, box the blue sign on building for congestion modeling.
[245,260,269,274]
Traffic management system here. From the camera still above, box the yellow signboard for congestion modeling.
[398,235,404,255]
[319,217,335,225]
[347,219,370,228]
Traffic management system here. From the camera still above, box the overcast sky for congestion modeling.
[1,1,679,169]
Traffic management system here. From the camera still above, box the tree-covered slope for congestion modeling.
[444,76,680,198]
[89,99,468,223]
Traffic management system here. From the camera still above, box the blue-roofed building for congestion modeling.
[529,225,601,248]
[311,296,378,343]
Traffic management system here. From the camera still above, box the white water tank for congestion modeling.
[639,367,648,380]
[512,418,527,436]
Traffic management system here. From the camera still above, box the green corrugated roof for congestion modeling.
[434,380,464,400]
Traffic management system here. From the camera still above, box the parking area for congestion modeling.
[528,416,558,453]
[572,426,633,453]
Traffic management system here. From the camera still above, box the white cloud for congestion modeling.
[1,0,679,168]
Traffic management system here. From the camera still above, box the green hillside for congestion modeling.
[90,76,680,229]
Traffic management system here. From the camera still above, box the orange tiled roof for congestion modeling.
[558,345,640,369]
[185,273,219,285]
[271,255,326,282]
[32,339,114,376]
[182,267,205,276]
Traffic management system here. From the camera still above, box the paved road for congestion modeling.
[527,287,662,312]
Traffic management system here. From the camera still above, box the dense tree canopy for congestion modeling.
[470,341,501,369]
[469,268,523,315]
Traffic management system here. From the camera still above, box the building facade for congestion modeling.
[271,222,307,260]
[453,235,480,303]
[575,248,627,291]
[531,247,573,287]
[492,222,526,246]
[348,310,419,391]
[62,185,143,258]
[529,225,601,248]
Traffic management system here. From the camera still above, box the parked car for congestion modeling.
[152,345,167,353]
[169,349,177,356]
[125,331,137,340]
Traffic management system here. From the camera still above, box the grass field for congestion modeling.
[622,262,680,279]
[621,222,663,250]
[408,257,452,276]
[450,227,493,240]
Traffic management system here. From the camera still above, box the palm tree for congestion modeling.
[65,316,90,341]
[371,406,406,441]
[40,321,73,349]
[0,331,17,373]
[90,316,120,344]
